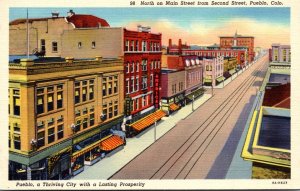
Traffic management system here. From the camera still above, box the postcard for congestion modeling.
[0,0,299,190]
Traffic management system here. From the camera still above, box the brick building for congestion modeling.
[9,57,125,180]
[219,31,255,62]
[160,55,204,114]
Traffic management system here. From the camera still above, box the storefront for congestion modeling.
[185,87,205,104]
[71,116,125,176]
[47,147,72,180]
[216,76,225,85]
[161,92,184,115]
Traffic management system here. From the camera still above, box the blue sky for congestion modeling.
[9,8,290,48]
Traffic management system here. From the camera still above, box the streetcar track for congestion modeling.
[150,56,268,179]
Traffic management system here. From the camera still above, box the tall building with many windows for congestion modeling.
[271,43,291,63]
[123,26,164,136]
[9,57,125,180]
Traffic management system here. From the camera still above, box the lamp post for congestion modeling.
[192,95,195,111]
[154,117,157,141]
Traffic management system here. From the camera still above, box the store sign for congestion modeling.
[124,97,133,116]
[154,72,160,109]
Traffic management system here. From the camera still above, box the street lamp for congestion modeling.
[154,117,157,141]
[192,95,195,111]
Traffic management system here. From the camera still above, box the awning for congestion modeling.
[72,134,113,159]
[169,103,180,111]
[229,69,236,75]
[216,76,225,82]
[186,88,204,100]
[100,135,124,151]
[131,110,166,132]
[204,78,212,83]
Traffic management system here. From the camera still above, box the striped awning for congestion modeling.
[131,110,166,132]
[169,103,180,111]
[216,76,225,82]
[100,135,124,151]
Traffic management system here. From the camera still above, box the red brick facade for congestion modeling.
[123,28,162,116]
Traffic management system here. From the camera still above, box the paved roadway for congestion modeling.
[111,54,270,179]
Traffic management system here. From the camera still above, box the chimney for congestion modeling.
[178,39,182,55]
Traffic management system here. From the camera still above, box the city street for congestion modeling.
[111,54,269,179]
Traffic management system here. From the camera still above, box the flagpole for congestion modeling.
[26,8,29,58]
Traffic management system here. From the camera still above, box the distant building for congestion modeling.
[202,56,224,87]
[168,38,247,67]
[271,43,291,63]
[160,55,204,114]
[9,57,125,180]
[242,62,290,179]
[219,31,255,62]
[223,57,238,79]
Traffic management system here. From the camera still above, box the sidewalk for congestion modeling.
[72,93,212,180]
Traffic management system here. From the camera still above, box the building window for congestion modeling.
[75,88,80,104]
[13,96,20,116]
[109,105,113,119]
[125,40,129,51]
[57,91,63,109]
[41,39,46,52]
[131,78,135,93]
[82,87,87,102]
[37,131,45,148]
[131,62,135,73]
[83,118,88,129]
[57,124,64,140]
[78,42,82,49]
[102,82,107,97]
[108,82,112,95]
[126,62,130,74]
[142,41,147,51]
[113,81,118,94]
[90,113,95,126]
[75,120,81,133]
[52,42,58,52]
[92,41,96,49]
[142,59,147,71]
[14,136,21,150]
[136,40,139,51]
[47,94,54,111]
[126,79,130,94]
[114,101,118,116]
[89,85,94,100]
[142,76,147,90]
[142,96,146,107]
[136,77,139,91]
[37,95,44,114]
[131,40,134,51]
[151,61,154,70]
[136,62,139,72]
[135,98,139,110]
[48,128,55,144]
[13,123,20,133]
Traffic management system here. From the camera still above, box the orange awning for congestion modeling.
[131,109,166,132]
[100,135,124,151]
[169,103,180,111]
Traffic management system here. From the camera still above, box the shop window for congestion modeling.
[57,92,63,109]
[52,42,58,52]
[75,88,80,104]
[48,128,55,144]
[37,131,45,148]
[14,136,21,150]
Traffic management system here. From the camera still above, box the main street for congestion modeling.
[111,54,270,179]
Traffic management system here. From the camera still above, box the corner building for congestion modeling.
[9,57,125,180]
